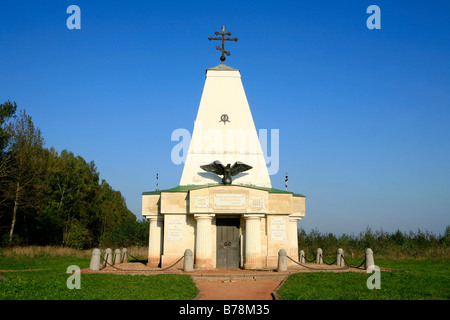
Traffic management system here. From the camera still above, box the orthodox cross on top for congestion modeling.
[208,26,238,63]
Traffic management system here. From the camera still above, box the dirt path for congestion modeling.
[194,278,283,300]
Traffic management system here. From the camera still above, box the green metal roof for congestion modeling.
[142,184,305,197]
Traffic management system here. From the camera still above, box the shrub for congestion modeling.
[63,220,93,249]
[99,219,148,248]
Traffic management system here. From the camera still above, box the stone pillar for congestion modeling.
[336,248,344,266]
[365,248,375,269]
[288,216,301,262]
[121,248,128,263]
[244,214,264,269]
[277,249,287,272]
[148,215,164,267]
[316,248,323,264]
[89,248,101,271]
[104,248,112,267]
[183,249,194,272]
[113,249,121,265]
[194,214,215,269]
[299,250,305,263]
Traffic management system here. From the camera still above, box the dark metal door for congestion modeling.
[216,218,240,268]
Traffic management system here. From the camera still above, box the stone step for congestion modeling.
[191,273,287,280]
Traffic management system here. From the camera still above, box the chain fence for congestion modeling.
[288,249,369,271]
[98,250,184,272]
[287,255,350,271]
[303,254,316,263]
[93,248,401,273]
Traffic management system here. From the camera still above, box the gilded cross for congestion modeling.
[208,26,238,63]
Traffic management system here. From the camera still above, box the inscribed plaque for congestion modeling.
[270,217,286,241]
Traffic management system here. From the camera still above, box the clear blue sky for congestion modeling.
[1,0,449,235]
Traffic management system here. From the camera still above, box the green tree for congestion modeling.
[0,106,137,247]
[0,101,17,182]
[0,100,17,152]
[90,179,135,244]
[3,110,44,244]
[39,148,99,246]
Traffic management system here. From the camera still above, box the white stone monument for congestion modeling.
[142,27,306,270]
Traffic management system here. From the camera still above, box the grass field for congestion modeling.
[1,247,449,300]
[0,247,198,300]
[276,258,450,300]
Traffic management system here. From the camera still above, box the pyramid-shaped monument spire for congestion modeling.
[179,62,272,188]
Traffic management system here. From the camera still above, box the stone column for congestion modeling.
[299,250,305,263]
[316,248,323,264]
[183,249,193,272]
[104,248,112,267]
[244,214,264,269]
[113,249,121,265]
[288,216,301,262]
[89,248,101,271]
[277,249,287,271]
[336,248,344,266]
[194,214,215,269]
[121,248,128,263]
[148,215,164,267]
[365,248,375,269]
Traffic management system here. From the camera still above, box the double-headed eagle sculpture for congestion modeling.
[200,161,252,185]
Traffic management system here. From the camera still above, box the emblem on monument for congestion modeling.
[219,114,230,124]
[200,160,252,185]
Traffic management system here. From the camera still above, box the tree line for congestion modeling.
[0,101,148,248]
[298,226,450,259]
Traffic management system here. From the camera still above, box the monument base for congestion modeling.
[161,254,184,269]
[143,185,305,270]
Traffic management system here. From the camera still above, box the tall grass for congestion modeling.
[0,245,149,260]
[298,226,450,259]
[0,246,92,259]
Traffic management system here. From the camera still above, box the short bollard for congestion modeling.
[113,249,121,265]
[336,248,344,266]
[277,249,287,272]
[121,248,128,263]
[299,250,305,263]
[183,249,193,272]
[104,248,113,267]
[365,248,375,269]
[316,248,323,264]
[89,248,101,271]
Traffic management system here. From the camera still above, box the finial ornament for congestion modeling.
[208,25,238,63]
[285,172,288,191]
[156,170,159,191]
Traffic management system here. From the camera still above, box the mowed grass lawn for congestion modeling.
[277,258,450,300]
[1,248,449,300]
[0,254,198,300]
